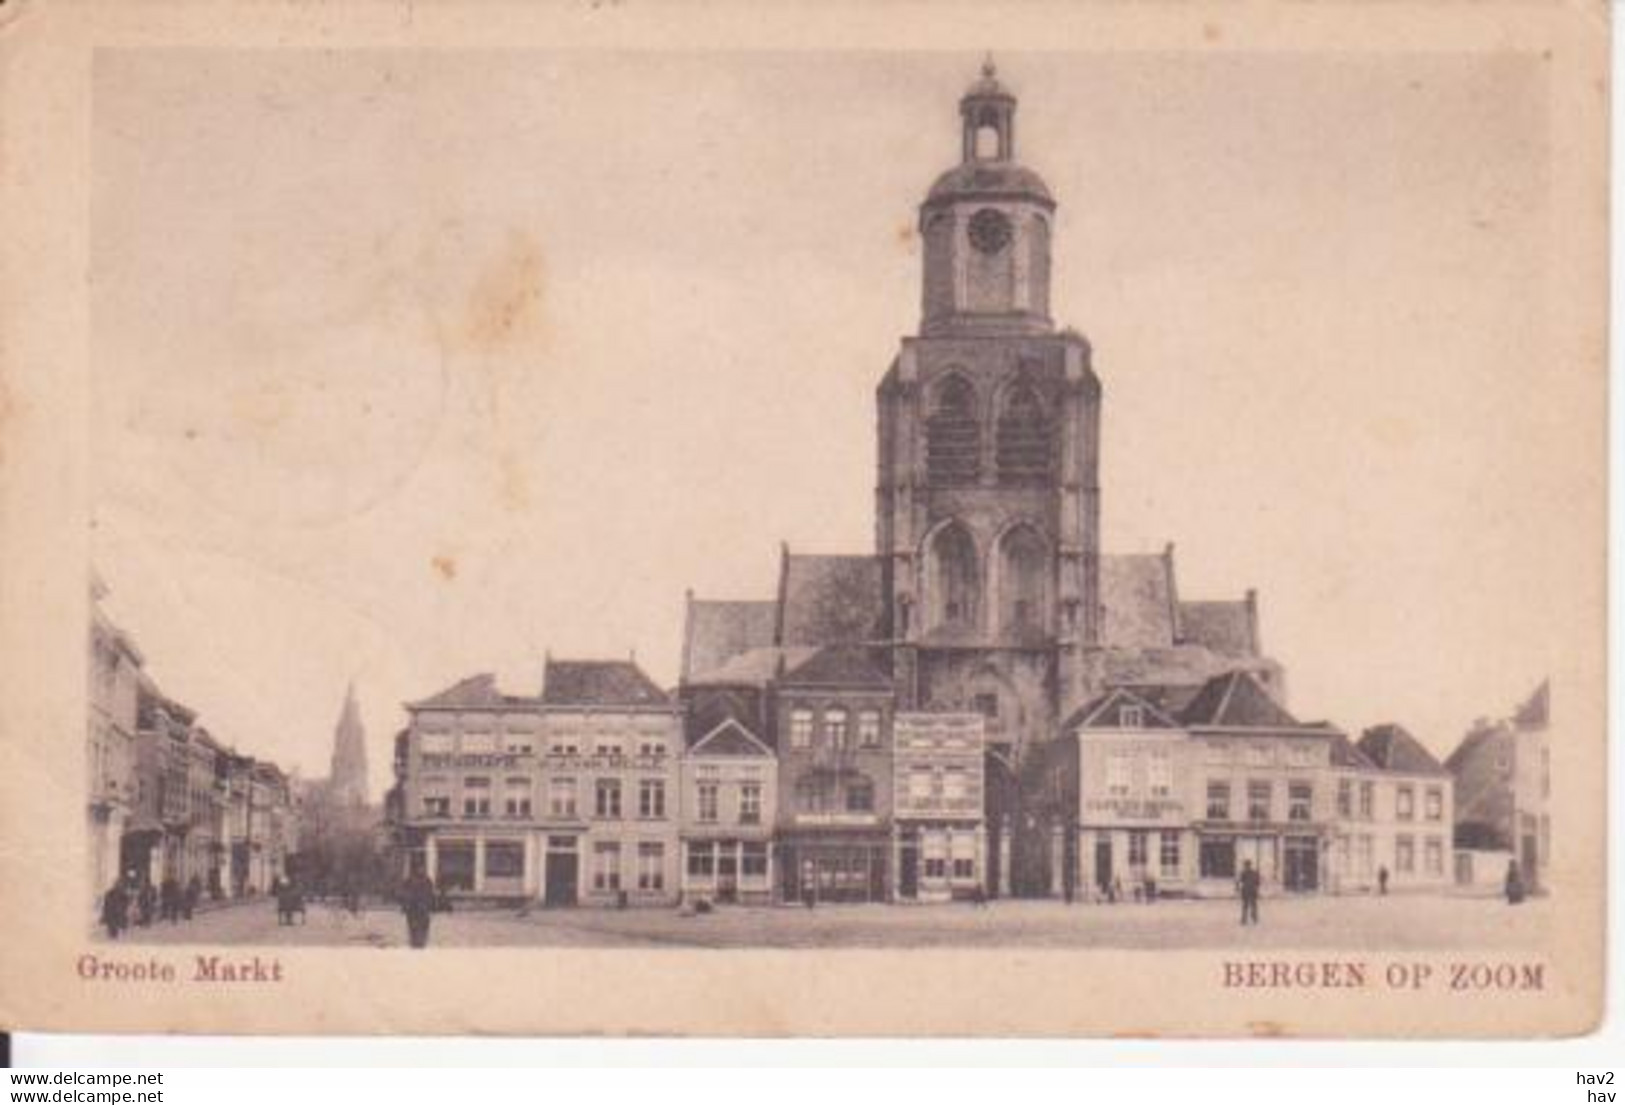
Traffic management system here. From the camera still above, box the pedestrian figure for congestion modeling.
[1144,875,1158,904]
[1504,859,1526,905]
[184,875,201,921]
[1377,866,1389,896]
[136,880,156,927]
[159,876,181,923]
[277,877,305,925]
[800,860,817,910]
[1237,859,1261,926]
[100,879,129,940]
[400,869,437,949]
[972,883,989,908]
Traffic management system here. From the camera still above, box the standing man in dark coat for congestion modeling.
[101,879,130,940]
[401,868,437,949]
[1504,859,1526,905]
[1377,866,1390,896]
[183,875,202,921]
[1237,859,1262,926]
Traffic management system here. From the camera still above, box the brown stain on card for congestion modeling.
[460,232,548,356]
[431,554,458,581]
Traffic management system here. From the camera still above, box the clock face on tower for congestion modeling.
[968,208,1012,254]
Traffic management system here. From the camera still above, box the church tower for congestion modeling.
[877,60,1103,758]
[328,681,369,806]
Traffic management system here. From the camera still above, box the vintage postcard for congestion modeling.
[0,0,1608,1037]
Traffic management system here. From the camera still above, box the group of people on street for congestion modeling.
[99,871,204,939]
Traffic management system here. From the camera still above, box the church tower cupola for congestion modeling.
[919,58,1056,338]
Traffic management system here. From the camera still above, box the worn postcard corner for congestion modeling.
[0,0,1609,1038]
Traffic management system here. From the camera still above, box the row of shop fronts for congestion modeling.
[90,580,300,912]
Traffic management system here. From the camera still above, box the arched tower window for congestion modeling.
[996,379,1052,485]
[997,525,1048,637]
[926,376,981,486]
[927,522,980,632]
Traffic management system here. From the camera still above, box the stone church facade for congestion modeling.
[679,63,1283,897]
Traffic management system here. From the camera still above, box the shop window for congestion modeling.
[437,843,476,892]
[1127,830,1148,869]
[687,841,715,878]
[742,842,769,878]
[1198,838,1236,879]
[484,841,523,878]
[637,842,664,891]
[592,841,622,891]
[1159,831,1181,878]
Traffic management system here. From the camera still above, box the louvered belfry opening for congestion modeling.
[996,380,1052,485]
[926,376,981,486]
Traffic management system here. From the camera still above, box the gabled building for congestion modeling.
[774,645,896,903]
[893,711,987,901]
[395,658,681,906]
[1446,682,1550,892]
[679,718,777,904]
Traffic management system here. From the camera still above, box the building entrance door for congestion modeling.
[1283,836,1319,892]
[544,836,578,907]
[1094,838,1113,894]
[899,841,920,900]
[717,847,739,904]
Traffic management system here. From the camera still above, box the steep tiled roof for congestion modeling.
[777,553,885,646]
[408,673,525,710]
[779,644,892,690]
[541,659,669,708]
[1099,553,1176,648]
[1063,687,1182,732]
[1330,734,1379,769]
[1514,681,1550,729]
[1178,598,1257,657]
[685,645,817,688]
[680,598,777,683]
[1358,724,1448,776]
[1179,670,1305,729]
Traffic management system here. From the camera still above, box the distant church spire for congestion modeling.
[329,680,369,805]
